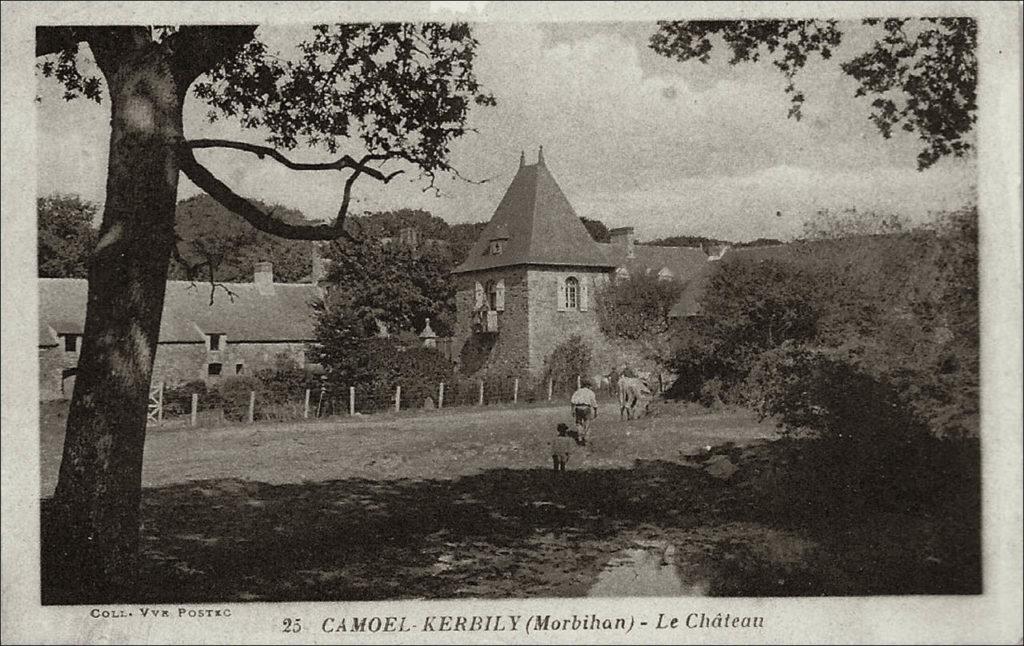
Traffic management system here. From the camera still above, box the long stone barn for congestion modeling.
[38,262,320,401]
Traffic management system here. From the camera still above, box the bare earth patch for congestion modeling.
[39,400,980,602]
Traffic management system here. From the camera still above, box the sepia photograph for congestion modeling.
[2,1,1021,644]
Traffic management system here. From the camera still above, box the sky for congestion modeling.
[35,17,977,243]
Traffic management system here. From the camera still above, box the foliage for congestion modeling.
[38,194,98,278]
[37,21,496,596]
[645,234,730,248]
[543,335,593,390]
[447,222,488,267]
[170,195,315,283]
[671,208,979,441]
[690,256,824,353]
[596,272,685,363]
[309,303,454,412]
[320,230,456,338]
[801,207,909,241]
[650,18,976,169]
[191,24,495,170]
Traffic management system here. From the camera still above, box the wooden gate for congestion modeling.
[147,382,164,424]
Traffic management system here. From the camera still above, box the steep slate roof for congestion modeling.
[453,152,615,273]
[39,278,319,346]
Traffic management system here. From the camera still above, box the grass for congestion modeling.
[39,399,981,603]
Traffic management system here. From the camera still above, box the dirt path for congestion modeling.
[40,402,771,495]
[40,402,979,602]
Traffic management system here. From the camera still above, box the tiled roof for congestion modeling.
[453,155,615,273]
[39,278,319,346]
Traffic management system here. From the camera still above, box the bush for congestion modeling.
[543,335,592,393]
[217,376,261,421]
[162,380,220,416]
[395,346,456,409]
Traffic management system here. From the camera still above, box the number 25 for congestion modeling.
[282,618,302,633]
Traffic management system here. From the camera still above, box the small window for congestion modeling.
[565,277,580,310]
[208,362,222,376]
[235,363,244,375]
[209,334,222,351]
[489,240,503,255]
[64,334,78,353]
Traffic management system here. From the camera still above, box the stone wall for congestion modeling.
[40,341,310,400]
[451,267,530,378]
[526,267,608,383]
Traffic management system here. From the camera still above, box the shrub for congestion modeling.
[216,376,261,421]
[543,335,592,392]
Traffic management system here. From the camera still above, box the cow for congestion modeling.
[617,375,652,420]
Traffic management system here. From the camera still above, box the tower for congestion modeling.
[451,149,614,381]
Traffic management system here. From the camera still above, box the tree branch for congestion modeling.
[165,25,257,88]
[186,139,403,182]
[171,237,237,305]
[178,145,384,241]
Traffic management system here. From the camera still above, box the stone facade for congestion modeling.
[38,269,319,401]
[452,266,610,382]
[39,339,311,401]
[453,267,530,378]
[525,268,608,379]
[149,341,308,388]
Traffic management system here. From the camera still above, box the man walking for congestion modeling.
[570,379,598,446]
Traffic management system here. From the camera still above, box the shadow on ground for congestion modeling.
[41,450,981,604]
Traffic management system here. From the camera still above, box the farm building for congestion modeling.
[38,262,320,401]
[450,149,730,381]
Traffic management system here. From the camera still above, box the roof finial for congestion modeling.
[537,145,545,165]
[519,150,525,168]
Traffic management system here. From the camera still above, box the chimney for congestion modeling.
[537,145,545,166]
[609,227,635,259]
[519,150,525,168]
[254,261,274,295]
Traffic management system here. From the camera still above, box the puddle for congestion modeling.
[588,541,708,597]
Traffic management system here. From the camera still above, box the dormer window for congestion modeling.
[489,240,503,255]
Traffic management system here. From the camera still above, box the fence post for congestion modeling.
[303,389,310,419]
[190,393,198,427]
[248,391,255,424]
[395,385,401,413]
[158,382,164,423]
[513,377,519,404]
[478,380,484,406]
[547,378,553,401]
[438,382,445,409]
[349,386,355,416]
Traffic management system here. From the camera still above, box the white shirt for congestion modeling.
[570,387,598,407]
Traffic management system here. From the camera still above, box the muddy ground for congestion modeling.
[39,400,980,602]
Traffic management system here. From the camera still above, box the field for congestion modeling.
[39,400,981,602]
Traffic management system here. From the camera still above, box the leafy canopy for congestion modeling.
[650,18,976,169]
[170,195,315,283]
[38,194,99,278]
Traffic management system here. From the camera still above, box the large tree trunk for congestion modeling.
[45,49,184,603]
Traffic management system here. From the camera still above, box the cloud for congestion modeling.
[35,22,976,243]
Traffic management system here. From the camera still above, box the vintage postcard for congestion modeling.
[2,1,1021,644]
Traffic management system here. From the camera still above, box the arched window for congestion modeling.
[564,277,579,310]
